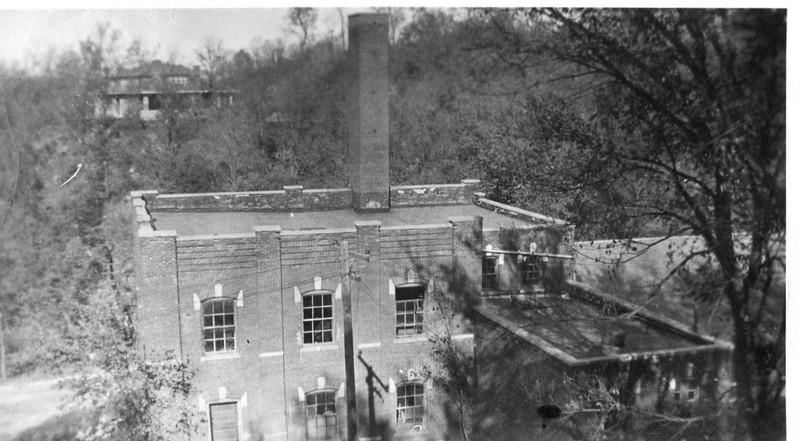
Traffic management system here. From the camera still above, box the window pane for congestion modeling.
[203,300,235,354]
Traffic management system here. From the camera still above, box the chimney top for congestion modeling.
[348,13,389,26]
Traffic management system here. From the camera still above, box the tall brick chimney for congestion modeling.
[348,14,390,213]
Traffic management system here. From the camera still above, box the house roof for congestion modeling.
[476,289,731,366]
[151,204,544,237]
[104,61,238,96]
[113,61,196,79]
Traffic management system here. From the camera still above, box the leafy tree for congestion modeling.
[470,9,785,440]
[59,284,199,441]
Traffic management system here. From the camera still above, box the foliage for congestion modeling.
[59,285,199,441]
[469,8,785,440]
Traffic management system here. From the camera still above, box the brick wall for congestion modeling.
[482,225,573,295]
[140,181,484,213]
[390,180,481,207]
[133,212,482,440]
[145,187,352,212]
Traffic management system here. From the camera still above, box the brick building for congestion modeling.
[130,13,730,441]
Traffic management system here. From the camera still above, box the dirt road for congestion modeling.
[0,377,73,441]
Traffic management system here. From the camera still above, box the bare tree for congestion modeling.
[372,7,406,45]
[287,7,318,51]
[195,37,228,89]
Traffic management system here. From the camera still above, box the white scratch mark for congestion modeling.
[59,163,83,188]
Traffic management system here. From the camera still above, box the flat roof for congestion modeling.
[151,204,541,236]
[477,296,725,366]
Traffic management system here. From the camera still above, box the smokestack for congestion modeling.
[348,14,390,213]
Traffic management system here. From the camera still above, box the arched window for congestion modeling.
[395,284,425,337]
[396,382,424,429]
[303,291,333,344]
[203,298,235,353]
[306,390,337,440]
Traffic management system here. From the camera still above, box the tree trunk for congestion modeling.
[726,282,755,441]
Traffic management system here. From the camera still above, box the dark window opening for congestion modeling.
[396,284,425,337]
[482,256,498,290]
[303,291,333,344]
[147,94,162,110]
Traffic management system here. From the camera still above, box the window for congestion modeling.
[687,389,697,402]
[303,291,333,344]
[396,383,424,429]
[203,299,235,354]
[209,402,239,441]
[306,391,337,440]
[522,256,543,288]
[147,94,162,110]
[482,256,498,290]
[396,284,425,337]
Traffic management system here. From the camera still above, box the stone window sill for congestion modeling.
[200,351,241,362]
[393,334,429,344]
[300,343,338,353]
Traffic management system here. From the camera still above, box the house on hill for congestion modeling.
[129,13,731,441]
[96,60,236,121]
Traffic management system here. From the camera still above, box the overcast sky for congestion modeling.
[0,6,384,69]
[3,1,774,70]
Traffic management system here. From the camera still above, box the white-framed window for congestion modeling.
[306,390,337,440]
[482,256,498,290]
[209,401,239,441]
[396,284,425,337]
[396,382,425,429]
[303,291,334,344]
[168,75,188,85]
[203,298,236,354]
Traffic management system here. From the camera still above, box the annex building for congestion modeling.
[130,14,731,441]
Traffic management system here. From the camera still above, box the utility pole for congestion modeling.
[340,240,362,441]
[341,240,372,441]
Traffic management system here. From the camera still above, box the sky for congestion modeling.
[0,7,378,69]
[2,1,783,70]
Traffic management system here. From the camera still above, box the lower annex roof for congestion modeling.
[477,295,729,366]
[151,204,542,237]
